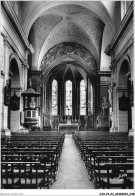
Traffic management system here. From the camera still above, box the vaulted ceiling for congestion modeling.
[11,1,121,80]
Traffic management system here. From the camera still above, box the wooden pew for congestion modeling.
[1,150,59,183]
[94,163,134,189]
[87,150,133,180]
[1,132,65,189]
[1,162,50,189]
[83,146,133,169]
[93,156,133,188]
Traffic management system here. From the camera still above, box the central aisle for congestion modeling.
[50,135,94,189]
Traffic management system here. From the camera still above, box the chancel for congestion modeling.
[0,1,134,191]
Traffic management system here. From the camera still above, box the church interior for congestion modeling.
[0,1,134,190]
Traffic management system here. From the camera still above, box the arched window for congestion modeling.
[52,80,58,115]
[80,80,86,115]
[66,80,72,115]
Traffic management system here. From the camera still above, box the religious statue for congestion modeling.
[4,80,10,106]
[101,96,109,119]
[29,97,36,108]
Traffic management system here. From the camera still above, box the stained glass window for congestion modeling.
[66,80,72,115]
[80,80,86,115]
[52,80,58,115]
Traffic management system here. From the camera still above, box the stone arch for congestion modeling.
[117,57,132,132]
[9,53,23,88]
[42,55,95,85]
[8,55,21,132]
[117,55,131,84]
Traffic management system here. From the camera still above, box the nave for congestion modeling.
[1,131,134,190]
[51,135,94,189]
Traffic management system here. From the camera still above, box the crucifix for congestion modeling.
[67,107,70,116]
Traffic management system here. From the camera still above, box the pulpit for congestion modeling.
[21,87,41,129]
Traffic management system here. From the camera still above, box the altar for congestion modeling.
[58,116,79,133]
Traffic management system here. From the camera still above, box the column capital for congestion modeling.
[104,44,114,56]
[3,37,11,49]
[109,59,117,71]
[22,62,29,69]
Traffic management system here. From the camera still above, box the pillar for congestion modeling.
[85,77,89,130]
[76,80,80,118]
[110,61,119,132]
[58,80,62,116]
[72,81,75,118]
[0,19,4,133]
[61,82,65,116]
[1,37,11,136]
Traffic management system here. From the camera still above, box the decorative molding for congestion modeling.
[109,60,117,71]
[11,87,22,91]
[2,1,34,54]
[100,76,111,82]
[41,42,96,72]
[22,62,29,70]
[3,36,11,49]
[104,2,133,56]
[115,36,133,63]
[104,45,111,56]
[108,36,133,70]
[117,87,128,92]
[98,71,111,75]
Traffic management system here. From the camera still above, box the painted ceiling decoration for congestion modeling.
[29,14,63,50]
[46,22,90,47]
[41,42,96,73]
[78,15,105,49]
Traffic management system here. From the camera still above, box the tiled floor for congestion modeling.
[50,134,94,189]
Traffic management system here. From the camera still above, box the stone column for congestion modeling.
[87,79,93,128]
[1,37,11,136]
[19,62,29,132]
[58,80,61,116]
[0,23,4,133]
[41,81,44,130]
[43,80,47,127]
[110,60,118,132]
[72,81,75,118]
[61,82,65,116]
[76,80,80,118]
[85,77,88,130]
[22,62,29,91]
[93,81,99,129]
